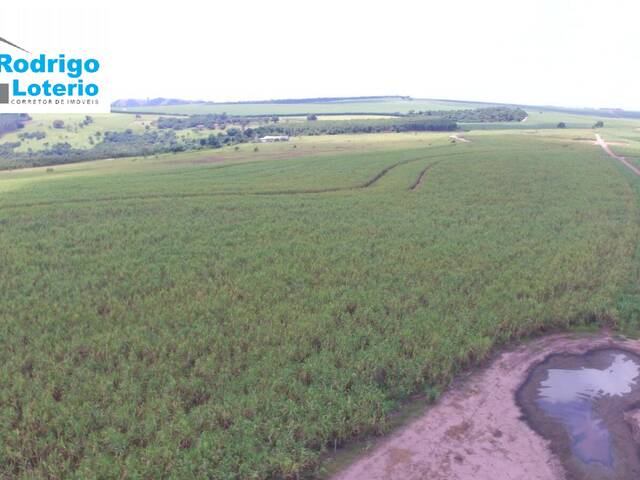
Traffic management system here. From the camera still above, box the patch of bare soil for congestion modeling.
[332,333,640,480]
[521,116,529,122]
[449,134,470,143]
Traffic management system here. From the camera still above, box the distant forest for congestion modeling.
[420,107,527,122]
[0,114,30,136]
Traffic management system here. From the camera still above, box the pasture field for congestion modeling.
[2,128,640,479]
[0,113,238,156]
[1,113,157,152]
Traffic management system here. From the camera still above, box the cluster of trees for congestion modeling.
[0,129,200,169]
[161,115,457,136]
[0,114,30,135]
[0,142,20,158]
[51,116,96,133]
[158,108,523,136]
[557,120,604,129]
[18,131,46,140]
[198,131,253,148]
[417,107,527,123]
[156,114,281,131]
[253,117,457,136]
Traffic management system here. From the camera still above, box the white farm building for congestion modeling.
[259,135,290,143]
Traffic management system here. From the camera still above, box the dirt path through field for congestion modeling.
[595,133,640,176]
[332,333,640,480]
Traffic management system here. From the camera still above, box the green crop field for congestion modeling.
[3,125,640,479]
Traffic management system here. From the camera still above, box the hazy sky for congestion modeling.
[2,0,639,109]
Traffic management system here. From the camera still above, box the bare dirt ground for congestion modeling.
[521,116,528,122]
[449,134,470,143]
[332,332,640,480]
[595,134,640,176]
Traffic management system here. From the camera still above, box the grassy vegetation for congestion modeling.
[1,113,155,152]
[2,127,640,478]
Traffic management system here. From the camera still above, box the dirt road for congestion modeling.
[595,133,640,176]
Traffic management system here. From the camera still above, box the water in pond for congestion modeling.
[517,349,640,479]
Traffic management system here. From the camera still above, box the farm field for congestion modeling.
[4,104,638,161]
[2,126,640,479]
[1,113,157,152]
[0,110,454,169]
[111,97,495,116]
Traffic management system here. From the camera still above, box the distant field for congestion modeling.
[111,97,640,124]
[2,128,640,478]
[111,98,493,116]
[282,114,400,122]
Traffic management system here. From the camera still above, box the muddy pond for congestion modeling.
[517,348,640,479]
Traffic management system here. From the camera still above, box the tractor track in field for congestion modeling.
[0,148,505,211]
[361,155,430,187]
[595,133,640,176]
[0,155,430,210]
[409,161,442,191]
